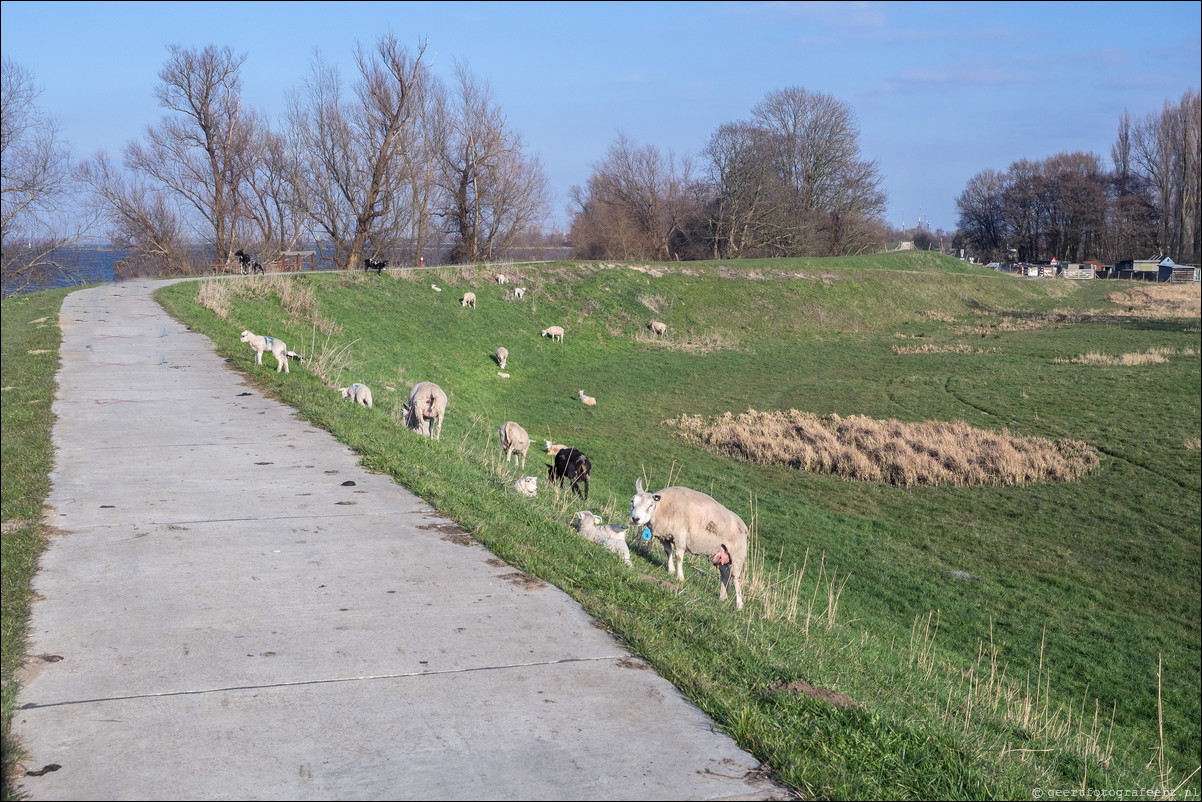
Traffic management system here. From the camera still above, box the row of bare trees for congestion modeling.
[955,89,1200,265]
[570,87,889,261]
[3,36,551,290]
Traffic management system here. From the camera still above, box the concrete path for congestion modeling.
[11,280,789,801]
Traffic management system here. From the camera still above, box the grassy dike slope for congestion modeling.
[29,251,1195,799]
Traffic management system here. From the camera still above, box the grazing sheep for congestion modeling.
[338,383,374,408]
[629,477,748,609]
[548,447,591,500]
[648,320,668,336]
[461,291,476,308]
[541,326,564,342]
[571,511,632,567]
[513,476,538,497]
[545,440,568,457]
[431,284,442,292]
[514,287,526,299]
[496,347,508,370]
[403,381,447,440]
[496,273,507,285]
[240,330,290,373]
[499,421,531,468]
[578,390,596,406]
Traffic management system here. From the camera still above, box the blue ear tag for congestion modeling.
[642,527,652,541]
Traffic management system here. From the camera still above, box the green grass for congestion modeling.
[1,287,73,799]
[3,253,1198,799]
[150,255,1200,798]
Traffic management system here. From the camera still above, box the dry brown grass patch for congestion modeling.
[893,343,989,355]
[633,329,739,353]
[1109,285,1201,318]
[667,409,1099,487]
[1053,347,1194,366]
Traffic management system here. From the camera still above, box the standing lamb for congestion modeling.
[648,320,668,336]
[461,292,476,308]
[403,382,447,440]
[571,511,632,567]
[514,287,526,299]
[629,477,748,609]
[578,390,596,406]
[548,447,591,500]
[496,347,509,370]
[240,330,290,373]
[338,383,374,408]
[541,326,564,342]
[499,421,531,468]
[496,273,507,285]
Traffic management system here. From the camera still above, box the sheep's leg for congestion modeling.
[662,541,675,575]
[717,562,730,602]
[674,545,686,582]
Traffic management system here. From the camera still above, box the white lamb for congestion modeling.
[648,320,668,336]
[461,292,476,308]
[545,440,568,457]
[240,330,289,373]
[496,273,507,285]
[496,347,508,370]
[571,511,632,567]
[514,287,526,299]
[513,476,538,497]
[338,383,373,408]
[499,421,531,468]
[541,326,564,342]
[578,390,596,406]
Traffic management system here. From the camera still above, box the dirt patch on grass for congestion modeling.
[770,679,862,710]
[497,571,547,590]
[1109,284,1201,318]
[668,409,1099,487]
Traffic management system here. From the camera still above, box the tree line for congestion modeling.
[2,36,552,291]
[569,86,889,261]
[954,89,1201,265]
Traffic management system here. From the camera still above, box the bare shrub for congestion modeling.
[667,409,1099,487]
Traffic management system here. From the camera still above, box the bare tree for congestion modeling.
[955,169,1008,259]
[570,133,694,260]
[76,151,195,276]
[288,35,430,269]
[437,61,550,264]
[123,45,255,268]
[1,58,96,294]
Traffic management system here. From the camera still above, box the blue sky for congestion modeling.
[2,1,1199,235]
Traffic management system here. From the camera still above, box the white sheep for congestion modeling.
[499,421,531,468]
[240,330,290,373]
[541,326,564,342]
[629,477,749,609]
[338,383,373,408]
[496,273,507,285]
[513,476,538,497]
[545,440,568,457]
[403,381,447,440]
[514,287,526,299]
[578,390,596,406]
[648,320,668,336]
[571,511,632,567]
[496,347,508,370]
[461,292,476,308]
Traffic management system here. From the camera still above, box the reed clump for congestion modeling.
[667,409,1099,487]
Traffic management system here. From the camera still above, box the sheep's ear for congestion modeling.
[635,477,644,493]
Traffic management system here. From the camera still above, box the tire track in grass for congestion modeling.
[944,376,1198,493]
